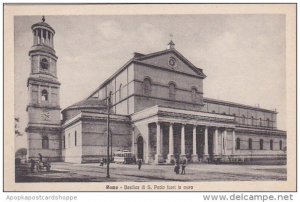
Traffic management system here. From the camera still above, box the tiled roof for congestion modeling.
[63,98,106,112]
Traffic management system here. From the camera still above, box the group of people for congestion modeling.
[29,153,51,172]
[29,153,43,172]
[174,158,186,175]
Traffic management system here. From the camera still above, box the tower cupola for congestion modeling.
[29,16,56,57]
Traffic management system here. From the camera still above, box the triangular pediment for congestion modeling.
[135,49,206,78]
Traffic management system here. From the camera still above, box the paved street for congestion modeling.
[16,162,287,182]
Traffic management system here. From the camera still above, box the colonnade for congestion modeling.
[33,28,54,47]
[151,122,235,163]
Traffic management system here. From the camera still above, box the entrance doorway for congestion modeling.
[137,136,144,160]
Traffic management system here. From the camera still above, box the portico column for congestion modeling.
[204,126,209,156]
[167,123,174,163]
[232,129,235,155]
[191,125,198,162]
[131,127,135,154]
[214,128,219,156]
[224,129,227,155]
[145,124,150,163]
[155,122,163,164]
[180,124,186,159]
[160,124,163,155]
[192,125,197,155]
[221,129,224,155]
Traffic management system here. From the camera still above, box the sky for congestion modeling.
[14,15,286,149]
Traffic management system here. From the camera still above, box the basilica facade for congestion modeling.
[26,18,287,164]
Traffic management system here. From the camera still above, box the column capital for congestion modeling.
[169,122,174,126]
[219,127,227,131]
[214,127,219,131]
[226,128,235,132]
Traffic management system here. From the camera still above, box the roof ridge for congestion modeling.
[203,97,276,113]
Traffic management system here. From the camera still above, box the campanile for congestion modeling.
[26,16,61,161]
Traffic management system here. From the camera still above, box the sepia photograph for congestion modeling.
[4,4,296,192]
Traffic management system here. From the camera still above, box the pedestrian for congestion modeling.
[35,160,40,172]
[30,158,35,173]
[174,163,180,175]
[38,153,43,162]
[138,159,142,170]
[181,159,186,175]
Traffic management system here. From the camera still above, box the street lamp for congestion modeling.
[106,91,112,178]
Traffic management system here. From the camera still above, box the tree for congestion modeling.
[15,148,27,158]
[15,117,23,136]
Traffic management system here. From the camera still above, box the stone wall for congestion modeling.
[27,129,61,162]
[234,131,286,158]
[82,116,131,163]
[203,99,277,129]
[133,63,204,113]
[63,121,82,163]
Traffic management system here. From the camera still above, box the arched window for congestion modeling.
[241,115,246,125]
[143,78,151,96]
[169,82,176,100]
[74,131,77,146]
[260,139,264,150]
[270,139,273,150]
[191,87,197,103]
[40,58,49,70]
[251,116,254,125]
[279,140,283,150]
[259,118,262,126]
[248,138,252,150]
[41,90,48,101]
[119,84,122,101]
[236,138,240,150]
[42,136,49,149]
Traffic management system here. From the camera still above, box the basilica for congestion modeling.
[26,18,286,164]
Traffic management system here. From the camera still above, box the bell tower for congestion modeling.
[26,16,62,161]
